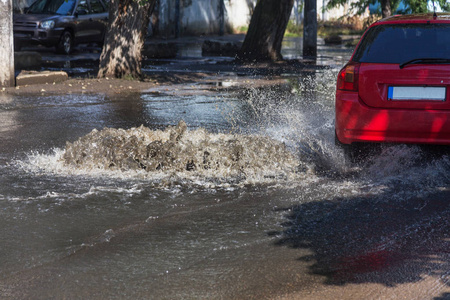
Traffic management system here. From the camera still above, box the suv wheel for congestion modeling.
[56,31,73,54]
[14,41,22,52]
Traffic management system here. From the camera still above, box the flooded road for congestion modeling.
[0,67,449,299]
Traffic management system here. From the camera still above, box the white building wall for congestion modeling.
[224,0,256,29]
[156,0,257,36]
[179,0,257,35]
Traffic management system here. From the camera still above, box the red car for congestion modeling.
[335,13,450,151]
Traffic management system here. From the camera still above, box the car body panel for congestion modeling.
[73,12,107,43]
[358,64,450,110]
[336,91,450,145]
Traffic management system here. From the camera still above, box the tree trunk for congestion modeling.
[98,0,156,79]
[380,0,391,18]
[237,0,294,62]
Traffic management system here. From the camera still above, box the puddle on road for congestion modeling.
[18,69,347,188]
[5,66,450,300]
[16,67,450,192]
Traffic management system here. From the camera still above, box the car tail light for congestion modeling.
[337,62,360,91]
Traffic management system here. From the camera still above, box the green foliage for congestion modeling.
[235,26,248,34]
[137,0,149,6]
[283,20,365,38]
[327,0,376,15]
[326,0,448,15]
[122,74,139,81]
[398,0,449,13]
[326,0,397,15]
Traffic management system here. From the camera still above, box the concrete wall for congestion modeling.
[157,0,177,37]
[179,0,221,35]
[155,0,257,37]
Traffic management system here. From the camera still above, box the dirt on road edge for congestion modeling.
[1,73,211,96]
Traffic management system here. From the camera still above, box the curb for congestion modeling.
[16,71,68,86]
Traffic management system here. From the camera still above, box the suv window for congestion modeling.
[28,0,76,15]
[90,0,106,13]
[103,0,110,10]
[353,23,450,63]
[75,0,90,14]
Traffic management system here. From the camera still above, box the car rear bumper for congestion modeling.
[335,91,450,145]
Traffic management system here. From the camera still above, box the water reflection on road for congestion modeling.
[0,67,449,299]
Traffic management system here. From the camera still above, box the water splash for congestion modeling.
[26,120,304,186]
[361,144,450,197]
[17,69,450,191]
[233,69,349,176]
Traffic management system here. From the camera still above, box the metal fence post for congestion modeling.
[0,0,15,87]
[303,0,317,58]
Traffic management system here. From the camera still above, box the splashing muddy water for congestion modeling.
[60,120,301,183]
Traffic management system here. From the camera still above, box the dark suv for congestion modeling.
[14,0,109,54]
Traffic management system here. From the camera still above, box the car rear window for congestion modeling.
[353,23,450,63]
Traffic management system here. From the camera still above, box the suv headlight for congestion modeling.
[40,20,55,29]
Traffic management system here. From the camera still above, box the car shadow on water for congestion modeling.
[434,293,450,300]
[270,187,450,293]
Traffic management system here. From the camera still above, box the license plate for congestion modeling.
[388,86,446,101]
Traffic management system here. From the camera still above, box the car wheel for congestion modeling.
[56,31,73,55]
[14,41,22,52]
[335,132,359,163]
[335,132,382,163]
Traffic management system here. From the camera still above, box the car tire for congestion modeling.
[14,42,22,52]
[56,31,73,55]
[335,132,383,163]
[335,132,360,163]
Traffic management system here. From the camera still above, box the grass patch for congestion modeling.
[283,20,365,38]
[234,26,248,34]
[318,25,364,37]
[285,20,302,37]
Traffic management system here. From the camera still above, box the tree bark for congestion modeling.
[237,0,294,62]
[380,0,392,18]
[98,0,156,79]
